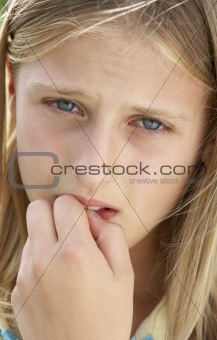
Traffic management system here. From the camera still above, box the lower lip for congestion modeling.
[95,209,117,221]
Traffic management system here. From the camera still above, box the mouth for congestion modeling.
[54,194,119,221]
[74,194,119,220]
[84,205,118,221]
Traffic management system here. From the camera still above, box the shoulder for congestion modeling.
[133,296,167,340]
[0,329,18,340]
[0,318,18,340]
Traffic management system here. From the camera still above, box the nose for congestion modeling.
[70,125,119,189]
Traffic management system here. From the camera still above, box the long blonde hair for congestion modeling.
[0,1,217,339]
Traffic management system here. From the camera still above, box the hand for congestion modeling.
[11,195,134,340]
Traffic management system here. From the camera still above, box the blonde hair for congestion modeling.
[0,0,217,339]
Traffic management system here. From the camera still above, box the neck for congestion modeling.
[129,221,167,313]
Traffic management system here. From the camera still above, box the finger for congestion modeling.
[26,199,57,247]
[86,209,134,278]
[16,237,32,286]
[53,195,94,246]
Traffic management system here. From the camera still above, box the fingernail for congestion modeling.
[86,209,102,219]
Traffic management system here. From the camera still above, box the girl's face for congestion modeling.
[9,35,208,249]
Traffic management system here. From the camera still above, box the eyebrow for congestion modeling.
[30,82,190,121]
[30,82,99,101]
[130,106,190,121]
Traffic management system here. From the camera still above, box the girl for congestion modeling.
[0,0,217,339]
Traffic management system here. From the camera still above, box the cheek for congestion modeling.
[15,101,79,159]
[132,178,185,223]
[125,144,197,227]
[15,106,66,200]
[16,103,55,151]
[17,154,55,186]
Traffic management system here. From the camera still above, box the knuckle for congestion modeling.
[120,269,135,290]
[118,261,135,283]
[60,243,87,263]
[101,224,126,244]
[11,286,19,306]
[122,264,135,279]
[55,195,66,204]
[111,223,125,235]
[54,195,71,208]
[32,253,48,279]
[60,245,74,261]
[27,199,47,212]
[27,199,50,219]
[127,266,135,282]
[15,268,27,289]
[101,223,125,239]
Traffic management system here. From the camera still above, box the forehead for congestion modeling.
[16,34,209,116]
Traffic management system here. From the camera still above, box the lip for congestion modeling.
[73,194,119,211]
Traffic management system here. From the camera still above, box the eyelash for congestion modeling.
[44,99,172,136]
[130,117,171,136]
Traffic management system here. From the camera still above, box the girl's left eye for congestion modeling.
[131,117,171,136]
[139,118,162,130]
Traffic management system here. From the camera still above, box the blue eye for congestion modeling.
[131,116,171,136]
[56,99,77,112]
[140,118,162,130]
[45,98,82,118]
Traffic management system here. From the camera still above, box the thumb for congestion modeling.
[86,209,133,277]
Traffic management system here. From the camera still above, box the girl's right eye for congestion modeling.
[56,99,79,112]
[45,99,83,118]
